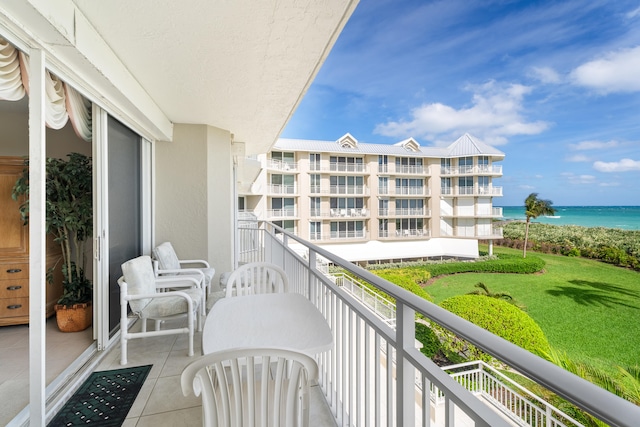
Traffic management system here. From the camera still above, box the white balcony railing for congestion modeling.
[329,230,366,240]
[394,165,427,175]
[441,165,503,175]
[395,228,429,238]
[267,159,297,171]
[234,223,639,427]
[266,209,296,218]
[268,184,296,194]
[329,208,369,218]
[329,185,368,195]
[328,162,367,173]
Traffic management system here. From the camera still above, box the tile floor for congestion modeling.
[94,316,337,426]
[0,317,94,426]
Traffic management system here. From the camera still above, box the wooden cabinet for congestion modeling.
[0,156,63,326]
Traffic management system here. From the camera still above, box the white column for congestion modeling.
[28,47,46,427]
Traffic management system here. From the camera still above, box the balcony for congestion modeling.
[393,164,428,175]
[455,186,503,196]
[395,208,430,217]
[329,229,367,240]
[440,225,504,238]
[268,184,297,194]
[267,159,298,171]
[441,165,503,175]
[329,185,369,195]
[236,223,638,427]
[266,208,296,218]
[329,208,369,218]
[327,162,367,173]
[394,228,430,238]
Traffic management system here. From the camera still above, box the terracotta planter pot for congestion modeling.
[55,303,92,332]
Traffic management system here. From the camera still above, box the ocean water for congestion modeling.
[498,206,640,230]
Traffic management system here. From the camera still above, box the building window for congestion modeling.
[330,175,364,194]
[270,197,295,217]
[271,151,295,170]
[477,155,489,173]
[395,178,423,195]
[310,221,321,240]
[378,198,389,216]
[441,158,451,174]
[238,196,245,211]
[378,155,388,173]
[330,156,364,172]
[478,176,489,194]
[441,177,452,195]
[273,220,295,233]
[379,219,388,237]
[309,174,321,193]
[395,199,424,216]
[330,197,364,217]
[459,156,473,173]
[395,157,423,174]
[310,197,321,217]
[270,174,295,194]
[458,176,473,195]
[330,221,364,239]
[378,176,388,194]
[310,153,321,171]
[395,218,424,237]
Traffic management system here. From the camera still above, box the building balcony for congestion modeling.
[392,164,429,175]
[326,162,367,173]
[394,228,430,238]
[266,208,297,218]
[234,223,636,427]
[440,225,504,238]
[267,159,298,171]
[395,208,430,217]
[329,185,369,195]
[380,187,431,197]
[268,184,297,195]
[440,164,503,175]
[329,208,369,218]
[329,230,367,240]
[442,186,503,197]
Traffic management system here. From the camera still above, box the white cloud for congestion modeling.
[626,6,640,19]
[569,140,618,150]
[374,81,549,145]
[571,46,640,93]
[563,173,596,185]
[519,184,535,190]
[530,66,561,84]
[599,182,620,187]
[593,158,640,172]
[566,154,590,162]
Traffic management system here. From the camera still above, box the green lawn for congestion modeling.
[425,246,640,372]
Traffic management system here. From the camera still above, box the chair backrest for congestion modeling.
[152,241,181,270]
[120,255,157,313]
[181,348,318,427]
[225,262,289,298]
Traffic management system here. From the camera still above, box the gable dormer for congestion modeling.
[393,137,420,152]
[337,133,358,149]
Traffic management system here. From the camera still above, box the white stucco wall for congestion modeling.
[154,123,234,282]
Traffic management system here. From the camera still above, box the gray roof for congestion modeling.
[274,133,505,159]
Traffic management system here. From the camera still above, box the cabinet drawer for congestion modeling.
[0,279,29,298]
[0,263,28,280]
[0,297,29,318]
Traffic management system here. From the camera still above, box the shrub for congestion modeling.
[425,254,545,277]
[373,269,433,302]
[438,295,551,361]
[415,322,441,358]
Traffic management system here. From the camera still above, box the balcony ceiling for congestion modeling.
[1,0,358,153]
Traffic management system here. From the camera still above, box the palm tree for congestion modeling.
[523,192,556,258]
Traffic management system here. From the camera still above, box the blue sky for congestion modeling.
[281,0,640,206]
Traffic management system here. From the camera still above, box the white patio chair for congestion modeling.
[119,255,203,365]
[225,262,289,297]
[152,241,218,299]
[181,348,318,427]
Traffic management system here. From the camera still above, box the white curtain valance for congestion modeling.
[0,36,92,142]
[0,37,26,101]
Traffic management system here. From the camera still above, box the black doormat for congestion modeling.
[48,364,152,426]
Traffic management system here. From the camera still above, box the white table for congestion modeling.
[202,292,333,356]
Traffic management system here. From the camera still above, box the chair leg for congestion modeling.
[141,317,147,333]
[120,318,128,365]
[188,310,194,357]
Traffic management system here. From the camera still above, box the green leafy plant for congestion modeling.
[467,282,526,310]
[438,294,551,361]
[12,153,93,306]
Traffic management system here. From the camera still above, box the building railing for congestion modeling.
[268,159,297,171]
[266,208,296,218]
[329,208,369,218]
[395,208,429,216]
[329,230,367,240]
[327,162,367,173]
[332,273,396,327]
[268,184,297,194]
[393,165,427,175]
[395,228,430,238]
[329,185,369,195]
[441,165,503,175]
[438,361,585,427]
[380,187,431,196]
[238,222,639,427]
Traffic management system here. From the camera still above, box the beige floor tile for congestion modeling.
[141,375,201,416]
[135,406,201,427]
[125,377,157,419]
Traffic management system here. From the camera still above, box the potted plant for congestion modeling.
[12,152,93,332]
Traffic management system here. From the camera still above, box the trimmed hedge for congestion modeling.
[424,253,545,277]
[373,269,433,302]
[438,295,551,361]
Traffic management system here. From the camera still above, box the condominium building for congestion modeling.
[241,133,505,262]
